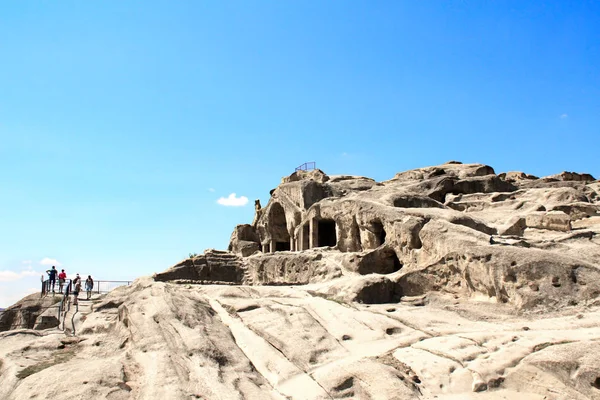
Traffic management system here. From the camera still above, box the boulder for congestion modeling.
[154,250,246,284]
[525,211,572,232]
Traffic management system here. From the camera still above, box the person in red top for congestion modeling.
[58,269,67,293]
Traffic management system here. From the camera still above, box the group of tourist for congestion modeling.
[45,266,95,304]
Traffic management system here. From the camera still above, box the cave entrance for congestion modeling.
[269,203,290,252]
[318,219,337,247]
[275,242,291,252]
[357,249,403,275]
[373,220,386,247]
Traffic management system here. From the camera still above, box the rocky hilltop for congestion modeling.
[1,161,600,400]
[158,161,600,311]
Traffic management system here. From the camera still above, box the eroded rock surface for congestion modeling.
[222,161,600,310]
[2,280,600,399]
[2,161,600,399]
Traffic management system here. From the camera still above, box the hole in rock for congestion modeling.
[334,377,354,391]
[429,168,446,177]
[342,334,352,341]
[318,219,337,247]
[357,249,403,275]
[488,377,505,388]
[372,220,386,246]
[354,279,400,304]
[270,203,290,251]
[592,377,600,389]
[570,268,578,284]
[275,242,290,252]
[552,276,561,287]
[385,327,401,335]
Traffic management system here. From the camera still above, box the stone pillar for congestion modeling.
[309,218,318,249]
[270,239,276,253]
[298,228,305,251]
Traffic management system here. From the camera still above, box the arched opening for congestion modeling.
[269,203,290,252]
[318,219,337,247]
[357,248,403,275]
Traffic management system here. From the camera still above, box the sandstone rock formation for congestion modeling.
[0,293,61,332]
[159,161,600,311]
[2,161,600,400]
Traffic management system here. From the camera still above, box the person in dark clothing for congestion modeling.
[73,279,81,306]
[46,266,58,292]
[85,276,94,299]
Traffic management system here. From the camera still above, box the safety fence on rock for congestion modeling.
[40,279,132,332]
[295,162,316,172]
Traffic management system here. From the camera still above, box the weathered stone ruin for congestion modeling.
[155,161,600,311]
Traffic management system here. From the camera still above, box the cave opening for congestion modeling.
[275,242,291,252]
[318,219,337,247]
[372,220,386,247]
[269,203,290,252]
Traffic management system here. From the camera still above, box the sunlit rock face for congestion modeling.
[2,162,600,400]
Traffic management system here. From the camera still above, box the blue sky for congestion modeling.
[1,1,599,307]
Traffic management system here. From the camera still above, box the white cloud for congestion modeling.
[0,271,20,282]
[0,269,40,282]
[217,193,249,207]
[0,286,39,308]
[560,113,568,119]
[39,257,61,266]
[208,188,215,192]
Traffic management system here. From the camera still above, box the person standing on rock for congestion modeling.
[72,277,81,306]
[58,269,67,293]
[85,275,94,299]
[46,266,58,293]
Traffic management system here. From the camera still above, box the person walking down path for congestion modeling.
[58,269,67,293]
[46,266,58,293]
[73,278,81,306]
[85,276,94,299]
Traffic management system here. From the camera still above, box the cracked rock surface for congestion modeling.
[2,161,600,399]
[2,280,600,399]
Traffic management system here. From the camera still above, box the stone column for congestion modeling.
[270,239,276,253]
[309,218,318,249]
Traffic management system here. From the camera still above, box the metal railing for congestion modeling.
[295,162,316,172]
[94,280,132,293]
[40,279,132,331]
